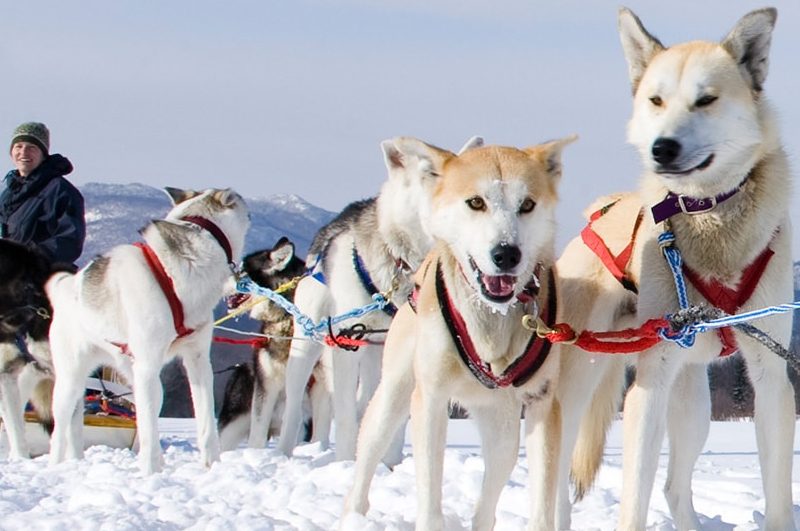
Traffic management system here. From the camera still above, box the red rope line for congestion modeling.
[212,335,270,349]
[544,318,669,354]
[323,335,370,349]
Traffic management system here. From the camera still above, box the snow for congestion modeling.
[1,419,799,530]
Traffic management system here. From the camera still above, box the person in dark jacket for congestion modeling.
[0,122,85,267]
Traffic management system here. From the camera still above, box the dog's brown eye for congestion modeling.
[466,196,486,211]
[519,197,536,214]
[695,95,718,108]
[649,95,663,107]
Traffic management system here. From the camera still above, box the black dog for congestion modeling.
[0,239,65,458]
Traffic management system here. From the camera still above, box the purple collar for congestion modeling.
[650,184,743,224]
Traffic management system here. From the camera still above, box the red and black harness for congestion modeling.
[110,216,234,355]
[415,261,557,389]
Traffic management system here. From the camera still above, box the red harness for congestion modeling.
[435,262,557,389]
[582,199,776,357]
[683,246,775,356]
[581,201,643,293]
[134,242,194,339]
[109,216,233,355]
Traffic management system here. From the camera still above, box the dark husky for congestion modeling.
[0,239,64,458]
[218,237,330,451]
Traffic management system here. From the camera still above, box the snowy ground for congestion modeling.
[1,418,799,530]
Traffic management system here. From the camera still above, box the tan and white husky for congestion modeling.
[555,7,795,530]
[342,136,576,530]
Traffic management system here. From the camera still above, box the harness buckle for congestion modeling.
[677,194,716,215]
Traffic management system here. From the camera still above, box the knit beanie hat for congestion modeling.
[10,122,50,156]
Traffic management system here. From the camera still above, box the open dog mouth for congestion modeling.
[468,257,517,303]
[656,154,714,176]
[225,292,251,309]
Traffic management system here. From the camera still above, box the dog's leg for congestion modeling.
[471,402,521,531]
[49,366,87,464]
[278,277,329,456]
[664,363,709,530]
[526,396,561,531]
[343,312,415,518]
[0,370,28,459]
[248,379,281,449]
[132,356,167,474]
[181,333,221,468]
[741,340,797,531]
[410,382,449,531]
[308,367,332,447]
[278,340,324,455]
[619,344,684,530]
[356,346,382,417]
[334,343,386,461]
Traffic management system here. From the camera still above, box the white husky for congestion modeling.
[277,136,483,463]
[343,136,575,530]
[556,8,795,530]
[46,188,250,474]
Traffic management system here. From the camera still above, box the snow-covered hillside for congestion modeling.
[79,182,336,264]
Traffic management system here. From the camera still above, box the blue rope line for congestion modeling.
[234,276,389,342]
[658,230,695,348]
[690,302,800,333]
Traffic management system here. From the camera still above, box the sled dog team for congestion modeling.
[0,6,795,530]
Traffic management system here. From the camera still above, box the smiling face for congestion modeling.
[428,140,572,311]
[627,42,763,195]
[619,8,778,198]
[10,141,45,177]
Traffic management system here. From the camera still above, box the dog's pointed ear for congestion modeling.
[212,188,241,208]
[164,187,201,205]
[618,7,665,93]
[269,238,296,270]
[524,134,578,180]
[721,7,777,92]
[381,137,454,180]
[457,136,484,155]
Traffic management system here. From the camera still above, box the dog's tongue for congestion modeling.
[226,292,251,310]
[481,274,516,298]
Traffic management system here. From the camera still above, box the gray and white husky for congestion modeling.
[277,136,483,463]
[46,188,250,474]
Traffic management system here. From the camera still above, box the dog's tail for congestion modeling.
[45,271,77,311]
[29,378,55,434]
[570,359,627,500]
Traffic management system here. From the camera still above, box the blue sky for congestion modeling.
[2,1,799,253]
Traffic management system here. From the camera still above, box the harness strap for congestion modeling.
[581,201,642,293]
[180,215,233,265]
[352,246,398,317]
[683,245,775,356]
[133,242,194,339]
[436,262,556,389]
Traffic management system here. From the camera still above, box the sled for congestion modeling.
[22,373,138,457]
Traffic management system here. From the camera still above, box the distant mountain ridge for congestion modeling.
[79,182,337,264]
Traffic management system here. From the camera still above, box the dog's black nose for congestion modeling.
[651,137,681,166]
[490,243,521,271]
